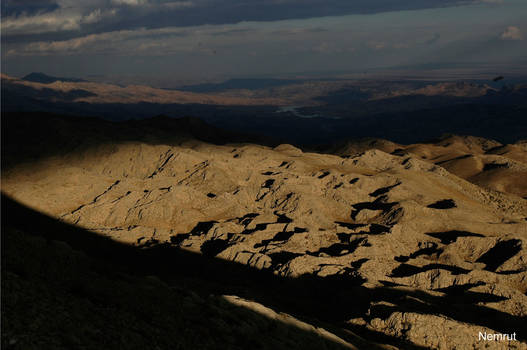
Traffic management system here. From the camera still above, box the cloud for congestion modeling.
[310,41,350,54]
[7,27,182,55]
[500,26,523,40]
[1,0,481,42]
[162,1,194,9]
[1,10,83,35]
[272,27,327,36]
[5,24,260,56]
[424,33,441,45]
[367,41,387,50]
[1,0,192,39]
[1,1,120,36]
[111,0,149,5]
[0,0,59,16]
[208,28,255,37]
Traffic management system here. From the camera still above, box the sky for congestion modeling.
[1,0,526,84]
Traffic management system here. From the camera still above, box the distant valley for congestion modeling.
[2,73,527,145]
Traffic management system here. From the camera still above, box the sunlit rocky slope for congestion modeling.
[2,113,526,349]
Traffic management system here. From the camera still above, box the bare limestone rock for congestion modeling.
[3,118,527,349]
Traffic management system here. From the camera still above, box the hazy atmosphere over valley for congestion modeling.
[2,1,527,349]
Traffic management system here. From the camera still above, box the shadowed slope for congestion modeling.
[1,194,420,350]
[4,195,526,349]
[1,112,278,171]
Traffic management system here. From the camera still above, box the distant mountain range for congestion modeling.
[2,72,527,144]
[22,72,88,84]
[2,73,284,106]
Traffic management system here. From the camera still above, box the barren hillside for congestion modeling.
[1,74,286,106]
[2,113,526,349]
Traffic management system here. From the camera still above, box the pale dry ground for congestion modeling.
[3,124,527,349]
[334,135,527,199]
[368,82,494,100]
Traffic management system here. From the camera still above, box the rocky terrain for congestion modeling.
[330,135,527,198]
[2,113,527,349]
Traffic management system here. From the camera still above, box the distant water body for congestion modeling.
[275,106,343,120]
[275,106,322,119]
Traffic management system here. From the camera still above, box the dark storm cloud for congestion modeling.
[91,0,481,31]
[1,0,59,16]
[2,0,480,44]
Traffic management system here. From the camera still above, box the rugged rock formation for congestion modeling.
[2,113,526,349]
[2,205,358,350]
[333,135,527,198]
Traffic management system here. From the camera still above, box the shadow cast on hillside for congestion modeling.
[4,99,527,171]
[2,194,526,349]
[1,111,280,171]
